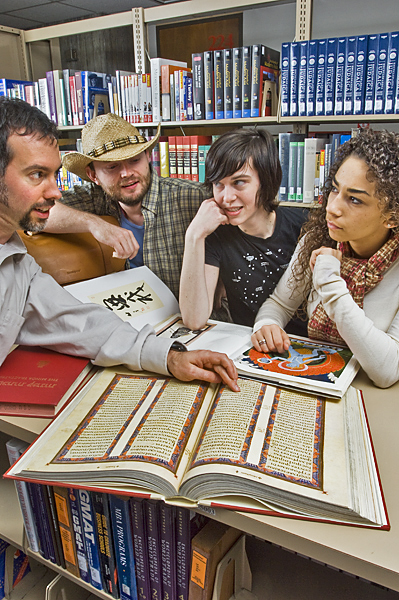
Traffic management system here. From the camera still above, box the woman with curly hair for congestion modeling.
[252,128,399,388]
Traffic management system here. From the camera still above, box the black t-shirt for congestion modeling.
[205,206,308,328]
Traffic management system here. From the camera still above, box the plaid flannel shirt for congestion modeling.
[61,169,209,298]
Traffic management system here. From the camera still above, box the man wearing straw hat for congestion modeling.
[45,113,209,298]
[0,96,239,391]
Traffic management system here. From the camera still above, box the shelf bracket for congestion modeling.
[295,0,312,41]
[132,7,147,74]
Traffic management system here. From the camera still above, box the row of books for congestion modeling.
[0,70,154,127]
[191,44,280,121]
[151,134,218,181]
[278,130,355,203]
[0,539,30,599]
[281,30,399,117]
[6,437,216,600]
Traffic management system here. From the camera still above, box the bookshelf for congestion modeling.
[2,1,399,597]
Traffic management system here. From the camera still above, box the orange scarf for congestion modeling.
[307,234,399,344]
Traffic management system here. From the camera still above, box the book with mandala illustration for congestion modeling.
[6,367,387,529]
[233,335,359,399]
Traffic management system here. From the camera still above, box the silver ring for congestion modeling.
[258,339,266,345]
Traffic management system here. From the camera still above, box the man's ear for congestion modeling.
[85,164,98,184]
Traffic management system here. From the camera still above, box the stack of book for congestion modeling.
[151,134,214,181]
[281,30,399,117]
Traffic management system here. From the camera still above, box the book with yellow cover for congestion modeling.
[6,367,387,529]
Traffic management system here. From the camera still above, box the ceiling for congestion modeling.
[0,0,186,31]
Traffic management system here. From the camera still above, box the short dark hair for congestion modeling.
[0,96,59,176]
[205,128,282,213]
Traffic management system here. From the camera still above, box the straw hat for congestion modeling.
[62,113,161,181]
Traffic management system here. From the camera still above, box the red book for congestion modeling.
[0,346,92,418]
[176,135,185,179]
[190,135,212,182]
[168,136,177,178]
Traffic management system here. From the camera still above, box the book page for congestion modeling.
[189,378,324,489]
[12,369,217,495]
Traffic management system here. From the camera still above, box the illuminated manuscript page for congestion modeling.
[182,379,350,507]
[22,368,217,493]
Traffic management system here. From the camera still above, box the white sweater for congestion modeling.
[254,245,399,388]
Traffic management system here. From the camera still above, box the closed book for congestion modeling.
[278,132,290,202]
[280,42,290,117]
[109,494,138,600]
[44,485,66,567]
[289,41,300,116]
[115,70,135,121]
[354,35,368,115]
[223,48,233,118]
[150,58,187,122]
[298,41,308,116]
[69,75,79,126]
[145,500,163,600]
[288,141,298,201]
[68,489,90,583]
[242,45,251,118]
[306,39,318,116]
[343,36,357,115]
[233,47,243,118]
[159,138,170,178]
[365,34,379,114]
[334,37,346,115]
[53,485,80,576]
[198,145,210,183]
[130,498,151,600]
[303,137,329,203]
[192,53,205,120]
[92,491,119,598]
[250,44,262,117]
[385,31,399,114]
[204,51,214,120]
[176,509,209,600]
[176,135,185,178]
[159,502,176,600]
[190,135,212,182]
[182,135,191,179]
[38,77,51,119]
[5,439,40,554]
[296,140,305,202]
[0,346,91,418]
[74,71,85,125]
[374,32,389,114]
[315,38,327,116]
[45,70,57,124]
[186,73,194,120]
[324,38,337,116]
[52,70,66,126]
[168,135,177,178]
[189,521,241,600]
[77,489,103,590]
[62,69,73,125]
[214,49,224,119]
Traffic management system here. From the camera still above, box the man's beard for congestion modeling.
[0,178,9,207]
[104,170,151,207]
[18,201,55,232]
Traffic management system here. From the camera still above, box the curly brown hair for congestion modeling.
[290,128,399,293]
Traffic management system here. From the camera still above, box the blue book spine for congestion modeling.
[374,33,389,114]
[289,41,299,116]
[315,38,327,116]
[298,41,308,117]
[145,500,162,600]
[204,51,214,120]
[215,49,225,119]
[130,498,151,600]
[365,34,379,114]
[344,36,357,115]
[353,35,368,115]
[69,489,90,584]
[223,48,233,119]
[306,40,318,116]
[324,38,337,116]
[77,489,103,591]
[334,37,346,115]
[385,31,399,114]
[109,495,138,600]
[233,47,242,118]
[186,75,193,120]
[280,42,290,117]
[278,132,290,202]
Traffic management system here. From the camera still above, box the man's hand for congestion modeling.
[309,246,342,272]
[167,349,240,392]
[251,324,290,354]
[88,218,139,260]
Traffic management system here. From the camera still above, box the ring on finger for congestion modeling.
[258,339,266,345]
